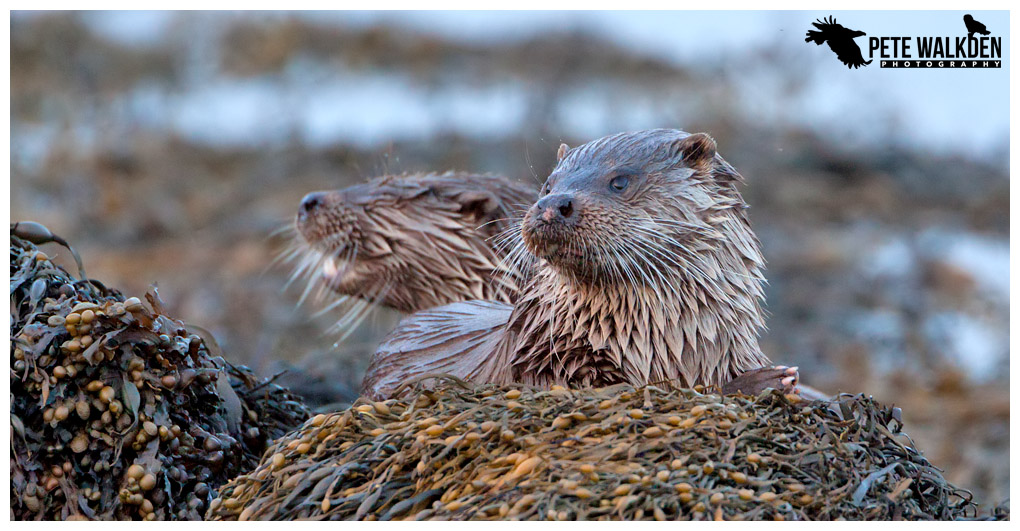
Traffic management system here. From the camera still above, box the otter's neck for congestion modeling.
[497,230,770,389]
[384,223,525,312]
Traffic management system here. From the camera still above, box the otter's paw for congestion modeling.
[720,366,799,396]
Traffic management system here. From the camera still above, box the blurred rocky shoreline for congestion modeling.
[10,12,1008,511]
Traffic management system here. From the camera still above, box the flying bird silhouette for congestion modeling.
[963,14,991,37]
[805,16,872,69]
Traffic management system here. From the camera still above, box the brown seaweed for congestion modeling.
[10,225,310,520]
[209,376,985,521]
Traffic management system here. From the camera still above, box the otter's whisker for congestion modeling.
[607,234,656,293]
[627,226,695,279]
[334,281,394,347]
[296,256,327,306]
[475,215,519,232]
[629,225,718,285]
[605,240,634,286]
[313,294,351,318]
[286,248,322,290]
[268,223,296,239]
[330,299,370,346]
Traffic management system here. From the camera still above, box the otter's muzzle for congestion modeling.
[295,190,348,246]
[523,193,581,260]
[534,193,575,223]
[299,191,329,218]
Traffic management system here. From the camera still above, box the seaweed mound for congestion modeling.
[208,377,978,521]
[10,224,310,520]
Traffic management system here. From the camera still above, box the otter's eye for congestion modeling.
[610,175,630,191]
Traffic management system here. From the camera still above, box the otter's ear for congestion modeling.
[557,143,570,162]
[453,189,502,224]
[673,132,717,170]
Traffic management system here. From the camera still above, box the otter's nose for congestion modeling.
[536,193,575,222]
[300,192,328,214]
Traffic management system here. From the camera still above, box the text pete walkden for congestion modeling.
[870,35,1002,68]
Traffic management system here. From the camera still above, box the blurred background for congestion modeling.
[10,11,1008,511]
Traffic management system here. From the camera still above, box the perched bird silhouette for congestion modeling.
[805,16,872,69]
[963,14,991,37]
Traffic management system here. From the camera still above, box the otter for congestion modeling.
[364,130,799,399]
[290,172,537,314]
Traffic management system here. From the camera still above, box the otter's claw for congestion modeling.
[721,365,801,396]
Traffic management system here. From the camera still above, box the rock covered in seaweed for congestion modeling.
[208,378,978,521]
[10,226,310,520]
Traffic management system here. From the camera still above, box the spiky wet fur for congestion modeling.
[283,172,536,331]
[366,130,771,397]
[494,130,770,389]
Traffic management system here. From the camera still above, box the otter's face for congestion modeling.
[293,175,517,312]
[294,183,402,303]
[522,130,739,284]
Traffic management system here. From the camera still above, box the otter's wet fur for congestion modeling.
[287,172,537,319]
[365,130,774,398]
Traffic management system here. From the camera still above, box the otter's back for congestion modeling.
[362,300,512,399]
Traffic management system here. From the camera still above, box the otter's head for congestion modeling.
[522,129,749,286]
[292,173,529,313]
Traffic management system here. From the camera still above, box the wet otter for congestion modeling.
[290,172,536,314]
[365,130,798,398]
